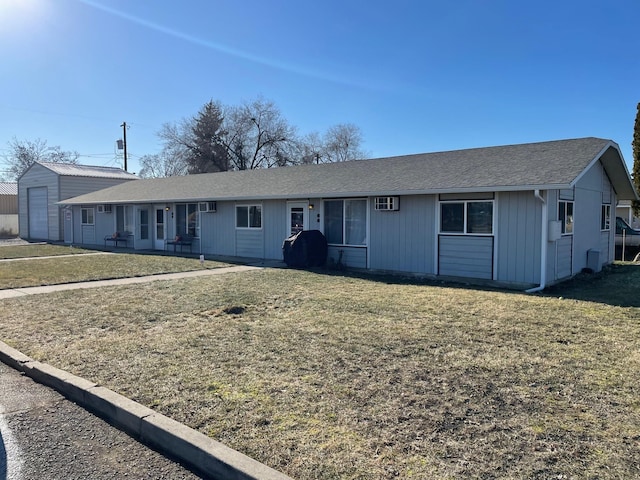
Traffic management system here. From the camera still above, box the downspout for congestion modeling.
[526,189,548,293]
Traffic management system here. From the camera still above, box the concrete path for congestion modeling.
[0,265,262,299]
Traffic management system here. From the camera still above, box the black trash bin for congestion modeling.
[282,230,328,268]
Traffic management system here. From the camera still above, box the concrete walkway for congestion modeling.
[0,264,263,299]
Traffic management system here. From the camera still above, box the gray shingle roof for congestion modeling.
[37,162,138,180]
[61,137,638,205]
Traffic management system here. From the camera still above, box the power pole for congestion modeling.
[121,121,128,172]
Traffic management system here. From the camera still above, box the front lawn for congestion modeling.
[0,251,232,289]
[1,263,639,479]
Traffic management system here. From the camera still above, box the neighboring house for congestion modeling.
[18,162,138,241]
[0,182,18,237]
[60,138,638,289]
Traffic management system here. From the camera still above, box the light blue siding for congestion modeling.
[556,236,572,279]
[496,191,542,285]
[236,229,264,258]
[369,195,435,274]
[327,246,367,269]
[438,235,493,279]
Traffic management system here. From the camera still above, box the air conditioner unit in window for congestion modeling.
[374,196,399,211]
[199,201,217,213]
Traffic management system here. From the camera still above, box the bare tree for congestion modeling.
[320,123,366,163]
[221,97,298,170]
[138,147,188,178]
[4,137,79,180]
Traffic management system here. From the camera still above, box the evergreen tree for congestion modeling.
[633,102,640,216]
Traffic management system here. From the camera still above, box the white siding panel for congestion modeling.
[438,236,493,280]
[28,187,48,239]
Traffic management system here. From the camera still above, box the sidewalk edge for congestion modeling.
[0,340,292,480]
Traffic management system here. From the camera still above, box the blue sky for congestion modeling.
[0,0,638,177]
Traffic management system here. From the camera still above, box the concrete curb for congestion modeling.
[0,340,292,480]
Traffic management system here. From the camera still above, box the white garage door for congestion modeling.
[28,187,48,239]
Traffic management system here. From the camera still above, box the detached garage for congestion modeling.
[18,162,138,241]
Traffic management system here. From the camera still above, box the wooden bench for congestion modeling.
[166,234,194,253]
[104,231,131,248]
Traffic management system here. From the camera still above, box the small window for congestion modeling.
[81,207,94,225]
[558,201,574,234]
[601,204,611,231]
[440,201,493,235]
[236,205,262,229]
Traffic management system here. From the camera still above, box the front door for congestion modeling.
[154,207,166,250]
[287,201,308,237]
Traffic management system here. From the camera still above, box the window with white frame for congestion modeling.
[558,201,574,234]
[176,203,199,236]
[236,205,262,229]
[324,199,367,245]
[440,201,493,234]
[81,207,94,225]
[601,204,611,231]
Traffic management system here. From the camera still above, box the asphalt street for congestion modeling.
[0,361,201,480]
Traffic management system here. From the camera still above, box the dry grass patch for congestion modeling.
[0,253,232,289]
[1,266,640,479]
[0,243,95,259]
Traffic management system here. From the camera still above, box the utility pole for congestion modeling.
[120,121,128,172]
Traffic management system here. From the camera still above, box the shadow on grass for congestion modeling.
[294,262,640,308]
[543,263,640,307]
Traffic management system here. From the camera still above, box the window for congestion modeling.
[324,199,367,245]
[440,201,493,234]
[236,205,262,229]
[558,201,574,234]
[177,203,199,236]
[140,209,149,240]
[116,205,133,233]
[81,207,94,225]
[601,204,611,231]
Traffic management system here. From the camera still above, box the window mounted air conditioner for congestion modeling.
[199,201,217,213]
[374,196,399,211]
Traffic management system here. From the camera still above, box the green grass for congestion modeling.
[1,259,639,479]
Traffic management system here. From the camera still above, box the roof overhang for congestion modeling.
[573,142,639,201]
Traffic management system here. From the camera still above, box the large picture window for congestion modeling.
[559,201,574,234]
[176,203,199,236]
[324,199,367,245]
[236,205,262,229]
[440,201,493,234]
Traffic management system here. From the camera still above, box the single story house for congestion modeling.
[18,162,138,241]
[60,137,638,290]
[0,182,18,237]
